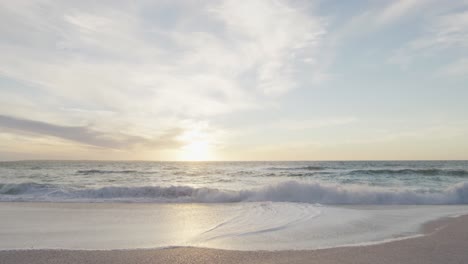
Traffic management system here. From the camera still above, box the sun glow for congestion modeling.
[180,140,212,161]
[177,125,217,161]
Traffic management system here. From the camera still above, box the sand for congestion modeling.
[1,214,468,264]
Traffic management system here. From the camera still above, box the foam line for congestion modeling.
[2,181,468,204]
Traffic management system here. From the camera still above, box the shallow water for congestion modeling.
[1,202,467,250]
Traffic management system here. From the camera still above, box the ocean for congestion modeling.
[1,160,468,250]
[1,160,468,203]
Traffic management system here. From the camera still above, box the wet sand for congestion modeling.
[1,214,468,264]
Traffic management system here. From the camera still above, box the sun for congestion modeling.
[177,126,216,161]
[180,140,212,161]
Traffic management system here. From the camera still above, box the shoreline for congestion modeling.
[1,202,468,251]
[1,213,468,264]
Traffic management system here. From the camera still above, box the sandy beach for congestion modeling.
[1,214,467,264]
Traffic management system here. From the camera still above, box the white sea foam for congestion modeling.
[2,180,468,204]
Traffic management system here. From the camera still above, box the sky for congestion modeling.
[0,0,468,161]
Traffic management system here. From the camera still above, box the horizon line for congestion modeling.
[1,159,468,162]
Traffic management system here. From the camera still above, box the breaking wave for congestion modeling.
[2,181,468,204]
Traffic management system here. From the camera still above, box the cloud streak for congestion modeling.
[389,9,468,66]
[0,115,182,149]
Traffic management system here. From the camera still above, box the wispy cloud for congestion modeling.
[376,0,428,26]
[0,115,182,149]
[389,9,468,66]
[0,0,325,115]
[333,0,431,40]
[269,117,358,131]
[0,0,327,158]
[1,1,467,160]
[440,58,468,76]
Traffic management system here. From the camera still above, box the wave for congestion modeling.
[0,182,53,195]
[286,172,325,177]
[268,166,326,171]
[2,181,468,204]
[348,169,468,177]
[76,169,152,175]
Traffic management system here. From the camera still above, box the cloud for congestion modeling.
[376,0,428,26]
[0,114,182,149]
[270,117,358,131]
[210,0,326,95]
[332,0,430,40]
[440,58,468,76]
[388,9,468,66]
[0,0,326,115]
[0,0,327,158]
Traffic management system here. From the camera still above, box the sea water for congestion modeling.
[1,160,468,250]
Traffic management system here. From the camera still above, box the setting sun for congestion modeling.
[180,140,212,161]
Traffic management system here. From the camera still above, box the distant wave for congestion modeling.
[76,169,153,175]
[2,181,468,204]
[268,166,327,171]
[348,169,468,177]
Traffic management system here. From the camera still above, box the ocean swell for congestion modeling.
[2,181,468,204]
[268,166,327,171]
[76,170,154,175]
[348,169,468,176]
